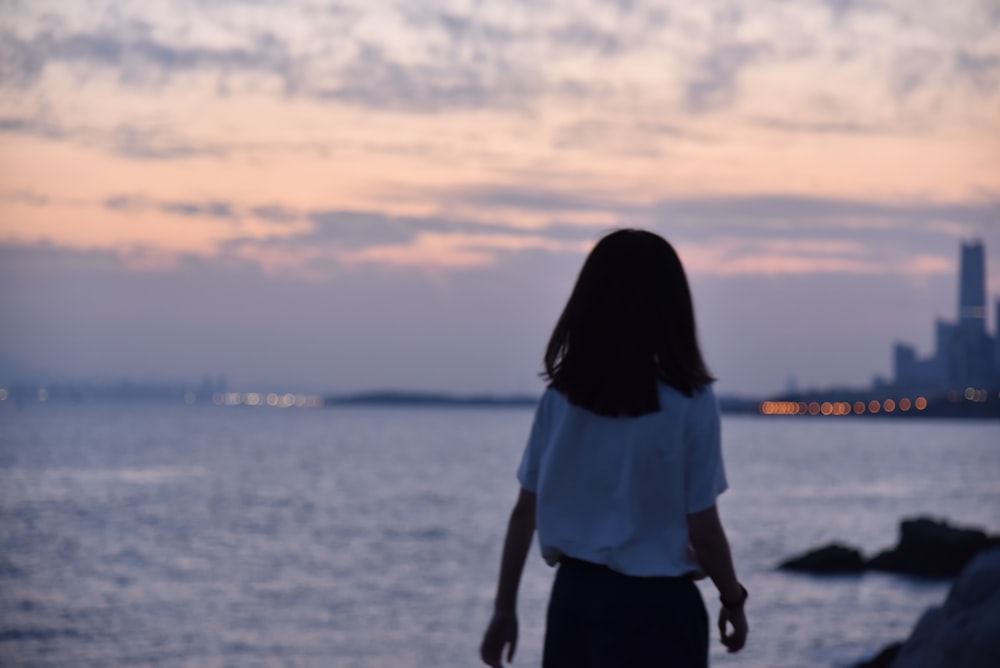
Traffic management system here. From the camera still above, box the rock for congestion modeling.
[889,547,1000,668]
[852,641,902,668]
[778,542,866,574]
[868,517,993,578]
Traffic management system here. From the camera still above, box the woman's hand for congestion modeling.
[480,609,519,667]
[481,489,535,666]
[718,606,748,653]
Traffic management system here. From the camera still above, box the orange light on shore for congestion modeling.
[760,395,935,416]
[760,401,802,415]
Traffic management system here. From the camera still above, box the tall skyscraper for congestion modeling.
[995,298,1000,374]
[951,240,991,388]
[959,241,986,331]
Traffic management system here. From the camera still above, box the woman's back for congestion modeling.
[518,383,727,576]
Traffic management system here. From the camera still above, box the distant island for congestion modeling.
[326,391,538,407]
[0,381,763,415]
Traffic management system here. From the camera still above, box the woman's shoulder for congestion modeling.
[536,386,570,415]
[656,380,716,405]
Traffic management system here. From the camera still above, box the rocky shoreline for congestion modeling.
[775,517,1000,667]
[778,516,1000,577]
[852,547,1000,667]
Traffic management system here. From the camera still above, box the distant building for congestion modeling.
[960,242,987,325]
[894,241,998,393]
[995,297,1000,371]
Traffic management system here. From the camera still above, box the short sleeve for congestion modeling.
[517,390,553,493]
[684,385,728,513]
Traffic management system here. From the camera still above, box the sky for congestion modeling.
[1,0,999,397]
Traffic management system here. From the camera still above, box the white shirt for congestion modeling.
[517,383,727,577]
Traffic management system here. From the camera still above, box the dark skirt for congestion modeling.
[543,557,709,668]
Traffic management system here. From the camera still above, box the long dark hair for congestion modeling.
[543,229,714,417]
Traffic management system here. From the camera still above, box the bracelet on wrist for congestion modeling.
[720,584,748,611]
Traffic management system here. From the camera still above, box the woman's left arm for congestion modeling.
[480,487,536,667]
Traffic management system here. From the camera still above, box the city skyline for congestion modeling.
[1,1,999,396]
[894,240,1000,394]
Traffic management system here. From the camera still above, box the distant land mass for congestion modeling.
[0,378,761,414]
[327,391,538,407]
[0,380,760,413]
[1,377,995,419]
[326,390,761,413]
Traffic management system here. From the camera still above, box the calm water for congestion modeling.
[0,403,998,668]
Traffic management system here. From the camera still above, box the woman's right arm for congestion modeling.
[687,504,748,653]
[480,487,537,667]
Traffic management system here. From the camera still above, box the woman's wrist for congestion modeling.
[720,583,748,611]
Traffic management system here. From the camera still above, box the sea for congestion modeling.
[1,403,998,668]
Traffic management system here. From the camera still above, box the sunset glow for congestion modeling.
[1,0,998,394]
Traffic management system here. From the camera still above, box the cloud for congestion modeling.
[889,48,942,101]
[0,31,47,87]
[552,118,709,155]
[89,183,1000,277]
[0,111,229,160]
[339,231,542,269]
[1,8,541,113]
[649,194,1000,231]
[81,186,999,282]
[0,113,66,140]
[547,20,625,56]
[313,42,540,112]
[450,185,635,215]
[954,49,1000,94]
[445,184,1000,233]
[684,42,767,113]
[306,209,471,249]
[0,27,296,90]
[751,117,886,135]
[58,186,1000,281]
[679,237,956,278]
[161,200,237,220]
[248,204,300,223]
[104,194,150,212]
[217,208,577,274]
[4,0,997,136]
[1,189,51,206]
[102,194,237,223]
[109,122,229,160]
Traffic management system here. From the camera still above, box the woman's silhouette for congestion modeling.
[480,229,748,667]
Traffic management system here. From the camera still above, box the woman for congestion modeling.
[480,229,748,667]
